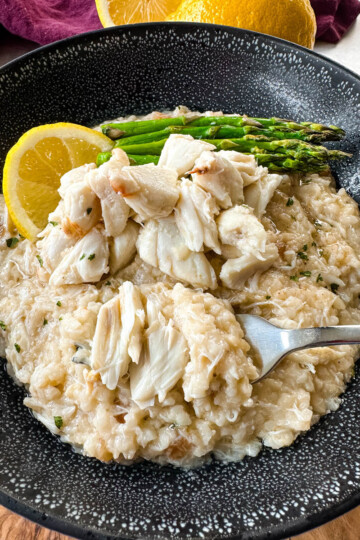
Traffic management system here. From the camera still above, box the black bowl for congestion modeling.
[1,23,360,540]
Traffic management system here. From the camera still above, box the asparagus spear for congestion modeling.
[189,116,345,139]
[96,151,159,167]
[128,154,159,166]
[115,126,221,146]
[114,124,338,146]
[96,151,112,167]
[101,116,187,139]
[113,136,351,162]
[96,149,332,172]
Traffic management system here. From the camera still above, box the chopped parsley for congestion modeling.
[56,300,62,307]
[88,253,95,261]
[286,198,294,207]
[297,251,308,261]
[300,271,311,277]
[265,295,271,300]
[290,275,299,282]
[79,254,85,261]
[302,244,308,251]
[319,250,324,257]
[59,316,63,321]
[14,343,20,353]
[36,255,43,267]
[105,281,111,286]
[86,207,92,215]
[316,274,324,283]
[0,321,7,331]
[311,242,317,247]
[50,221,58,226]
[6,237,19,249]
[54,416,63,429]
[330,283,339,293]
[43,319,48,326]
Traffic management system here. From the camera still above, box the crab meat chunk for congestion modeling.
[217,205,268,259]
[38,226,77,273]
[49,227,109,285]
[86,149,130,236]
[110,163,179,221]
[109,220,139,275]
[130,298,188,408]
[244,172,284,217]
[191,151,244,209]
[158,134,216,176]
[62,180,101,237]
[175,178,220,254]
[136,217,217,289]
[91,281,145,390]
[220,244,279,288]
[58,163,96,198]
[217,151,263,187]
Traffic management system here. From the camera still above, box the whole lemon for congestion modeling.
[166,0,317,48]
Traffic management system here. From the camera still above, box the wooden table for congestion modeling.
[0,24,359,540]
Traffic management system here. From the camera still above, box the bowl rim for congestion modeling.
[1,21,360,540]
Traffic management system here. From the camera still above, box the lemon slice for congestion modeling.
[3,123,113,241]
[95,0,182,26]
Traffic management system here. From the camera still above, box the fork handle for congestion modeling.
[287,325,360,353]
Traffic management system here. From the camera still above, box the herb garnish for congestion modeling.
[105,281,111,286]
[88,253,95,261]
[86,208,92,215]
[265,295,271,300]
[316,274,324,283]
[300,271,311,277]
[79,254,85,261]
[6,237,19,249]
[43,319,48,326]
[0,321,7,331]
[330,283,339,293]
[290,275,299,281]
[14,343,20,353]
[36,255,43,267]
[286,198,294,207]
[311,242,317,247]
[56,300,62,307]
[297,251,308,261]
[54,416,63,429]
[50,221,58,226]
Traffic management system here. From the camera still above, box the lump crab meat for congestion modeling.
[136,216,217,289]
[191,151,244,209]
[158,134,216,176]
[110,163,179,221]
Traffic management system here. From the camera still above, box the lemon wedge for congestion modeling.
[95,0,182,26]
[3,123,113,241]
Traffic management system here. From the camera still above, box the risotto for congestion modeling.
[0,107,359,468]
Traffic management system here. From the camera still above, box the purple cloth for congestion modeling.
[0,0,359,45]
[312,0,360,42]
[0,0,102,45]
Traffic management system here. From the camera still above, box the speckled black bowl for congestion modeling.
[1,22,360,540]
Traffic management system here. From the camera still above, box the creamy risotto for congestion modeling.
[0,107,359,467]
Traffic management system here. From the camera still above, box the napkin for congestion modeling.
[312,0,360,42]
[0,0,102,45]
[0,0,359,46]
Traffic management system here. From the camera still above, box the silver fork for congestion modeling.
[236,314,360,383]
